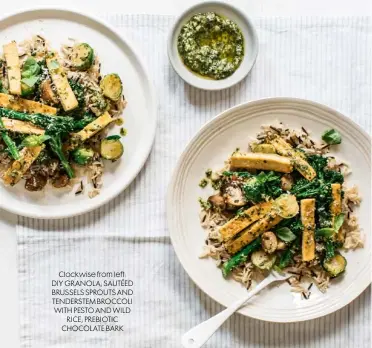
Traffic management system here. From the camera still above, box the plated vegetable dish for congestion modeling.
[199,123,363,297]
[0,36,126,196]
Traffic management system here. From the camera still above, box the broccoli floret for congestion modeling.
[307,154,344,184]
[69,80,85,106]
[307,155,328,178]
[242,171,282,203]
[324,169,344,184]
[72,147,94,165]
[22,134,51,147]
[324,239,343,261]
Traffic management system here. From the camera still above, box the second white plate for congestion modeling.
[167,97,371,322]
[0,8,156,219]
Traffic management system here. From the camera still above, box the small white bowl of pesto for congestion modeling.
[168,1,258,90]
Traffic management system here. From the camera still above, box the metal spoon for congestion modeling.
[181,270,291,348]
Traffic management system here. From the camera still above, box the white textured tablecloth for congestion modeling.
[18,15,372,348]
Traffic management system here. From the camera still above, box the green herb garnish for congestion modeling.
[199,178,208,188]
[322,129,342,145]
[198,197,211,210]
[276,227,297,242]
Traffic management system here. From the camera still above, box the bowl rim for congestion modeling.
[167,0,259,91]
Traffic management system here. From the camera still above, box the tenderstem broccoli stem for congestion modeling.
[0,108,95,132]
[0,117,20,160]
[49,134,74,178]
[222,238,262,277]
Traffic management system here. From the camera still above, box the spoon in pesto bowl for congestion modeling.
[167,1,259,91]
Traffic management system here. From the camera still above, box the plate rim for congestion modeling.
[0,7,157,219]
[167,96,371,323]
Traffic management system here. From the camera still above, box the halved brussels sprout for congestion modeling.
[71,43,94,71]
[100,135,123,160]
[251,250,277,270]
[274,194,299,219]
[323,254,347,278]
[100,73,122,101]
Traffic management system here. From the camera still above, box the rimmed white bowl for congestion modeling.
[167,97,371,322]
[0,8,156,219]
[167,1,259,91]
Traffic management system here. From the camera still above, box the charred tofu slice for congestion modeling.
[230,153,293,173]
[250,143,276,154]
[70,112,113,149]
[220,201,273,242]
[0,93,57,115]
[46,52,78,111]
[225,212,283,254]
[3,145,44,186]
[270,136,316,181]
[292,157,317,181]
[2,118,45,135]
[301,198,316,261]
[3,42,21,95]
[330,183,343,241]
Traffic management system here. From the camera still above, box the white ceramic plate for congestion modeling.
[167,98,371,322]
[167,1,258,91]
[0,8,156,219]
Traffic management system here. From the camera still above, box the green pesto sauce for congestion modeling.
[177,12,244,80]
[199,178,208,188]
[198,197,211,210]
[120,127,127,136]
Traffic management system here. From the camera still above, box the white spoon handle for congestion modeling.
[181,277,273,348]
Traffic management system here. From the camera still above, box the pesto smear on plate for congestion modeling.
[177,12,244,80]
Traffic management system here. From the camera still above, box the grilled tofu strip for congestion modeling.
[46,52,78,111]
[230,153,293,173]
[0,93,57,115]
[330,183,342,219]
[2,118,45,135]
[3,42,21,95]
[292,157,316,181]
[220,202,273,242]
[330,183,343,242]
[3,145,44,186]
[301,198,316,261]
[72,112,113,144]
[225,212,283,254]
[270,136,316,181]
[269,136,306,159]
[250,143,276,154]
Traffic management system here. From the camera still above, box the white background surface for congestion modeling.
[1,1,371,347]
